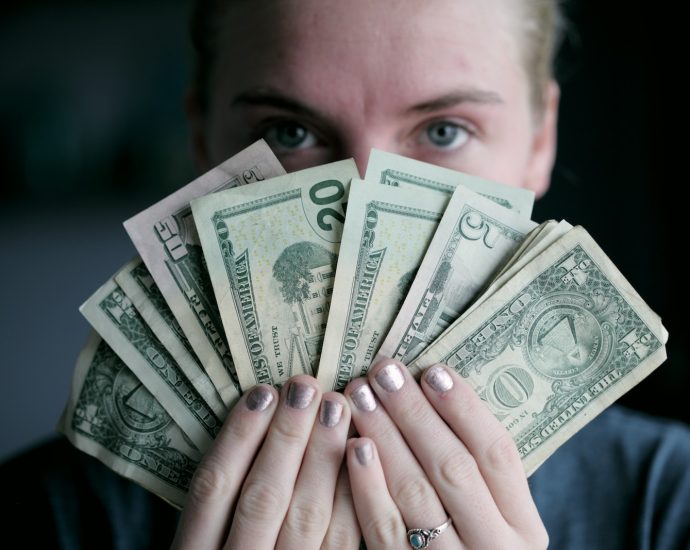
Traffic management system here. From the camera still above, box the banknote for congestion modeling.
[365,149,534,216]
[318,179,448,391]
[80,276,222,451]
[409,226,668,475]
[115,258,227,419]
[57,332,201,509]
[378,184,537,365]
[491,220,556,281]
[473,220,574,312]
[192,160,359,390]
[124,141,285,405]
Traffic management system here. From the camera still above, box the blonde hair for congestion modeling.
[518,0,565,117]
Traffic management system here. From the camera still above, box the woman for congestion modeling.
[3,0,689,548]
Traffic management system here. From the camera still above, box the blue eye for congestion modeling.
[423,121,471,150]
[263,121,317,152]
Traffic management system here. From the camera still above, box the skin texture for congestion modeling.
[176,0,559,547]
[188,0,559,196]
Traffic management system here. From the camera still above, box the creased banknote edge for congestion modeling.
[523,345,667,476]
[79,277,215,452]
[56,331,189,510]
[114,257,229,418]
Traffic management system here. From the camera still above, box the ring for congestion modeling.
[407,517,453,549]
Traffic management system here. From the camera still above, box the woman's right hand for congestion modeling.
[171,375,360,550]
[344,360,548,550]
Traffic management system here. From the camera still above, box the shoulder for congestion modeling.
[530,405,690,550]
[542,404,690,466]
[0,436,179,549]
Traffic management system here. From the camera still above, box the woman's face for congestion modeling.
[190,0,559,197]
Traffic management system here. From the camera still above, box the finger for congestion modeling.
[172,384,278,550]
[346,438,407,550]
[421,363,543,531]
[321,465,362,550]
[345,379,463,549]
[225,375,321,549]
[277,392,350,549]
[367,359,507,546]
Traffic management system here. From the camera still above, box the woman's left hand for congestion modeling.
[172,376,359,550]
[344,359,549,550]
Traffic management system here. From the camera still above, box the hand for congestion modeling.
[344,359,548,550]
[171,375,360,550]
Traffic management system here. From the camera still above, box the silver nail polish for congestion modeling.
[355,441,374,465]
[425,364,454,392]
[375,362,405,392]
[351,384,377,412]
[246,386,274,411]
[320,400,343,427]
[286,382,316,409]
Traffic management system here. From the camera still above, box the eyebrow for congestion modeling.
[408,89,504,113]
[231,87,504,119]
[232,89,325,120]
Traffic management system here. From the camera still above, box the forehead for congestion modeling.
[215,0,525,112]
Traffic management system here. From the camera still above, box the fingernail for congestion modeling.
[351,384,377,412]
[320,399,344,427]
[355,441,374,465]
[375,362,405,392]
[286,382,316,409]
[246,386,274,411]
[424,364,454,392]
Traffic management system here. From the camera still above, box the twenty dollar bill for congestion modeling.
[193,160,359,390]
[318,179,447,391]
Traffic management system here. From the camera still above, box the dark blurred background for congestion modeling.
[0,1,686,462]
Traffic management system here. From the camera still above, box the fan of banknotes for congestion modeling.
[57,140,669,508]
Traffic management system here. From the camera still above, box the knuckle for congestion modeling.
[227,413,259,440]
[188,460,231,505]
[395,388,441,429]
[271,417,309,446]
[403,393,431,420]
[363,514,403,546]
[485,432,520,472]
[235,478,285,525]
[451,380,482,416]
[392,475,436,510]
[322,524,360,549]
[283,497,329,539]
[437,450,479,491]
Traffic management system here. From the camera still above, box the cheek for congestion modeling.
[462,112,535,189]
[472,142,532,188]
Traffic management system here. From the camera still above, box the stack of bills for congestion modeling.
[58,140,668,507]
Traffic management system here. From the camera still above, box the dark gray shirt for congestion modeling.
[2,406,689,549]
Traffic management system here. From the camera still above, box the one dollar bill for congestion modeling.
[114,257,227,419]
[57,332,201,509]
[80,276,223,452]
[409,226,668,475]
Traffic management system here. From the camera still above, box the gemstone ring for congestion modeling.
[406,516,453,549]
